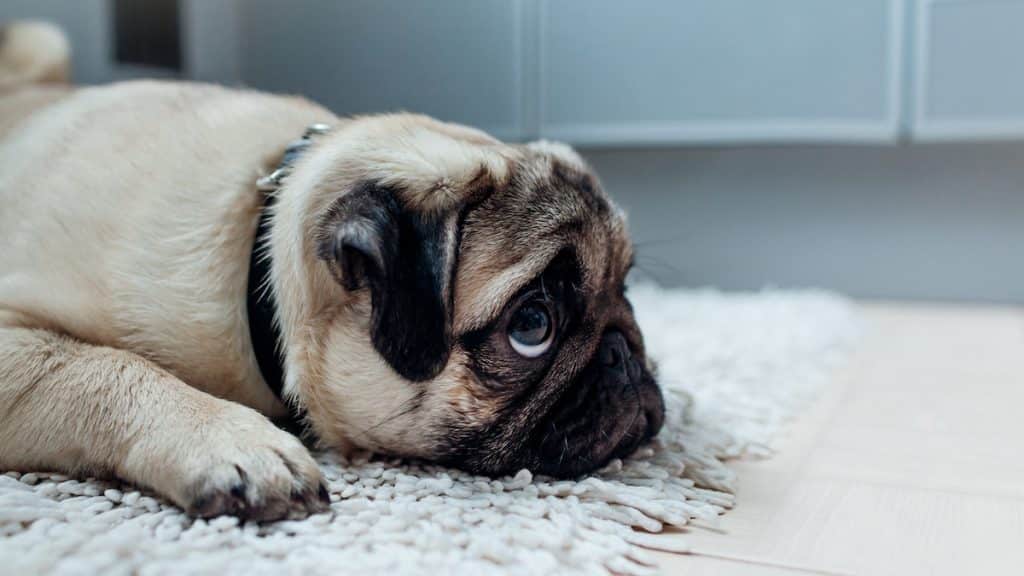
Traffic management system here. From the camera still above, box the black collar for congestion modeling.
[246,124,331,405]
[247,192,285,399]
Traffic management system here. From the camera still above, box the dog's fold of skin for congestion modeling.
[0,22,664,521]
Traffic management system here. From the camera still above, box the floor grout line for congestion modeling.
[687,549,855,576]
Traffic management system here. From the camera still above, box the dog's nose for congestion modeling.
[598,330,632,373]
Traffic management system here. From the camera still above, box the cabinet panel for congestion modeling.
[239,0,526,139]
[913,0,1024,140]
[540,0,902,145]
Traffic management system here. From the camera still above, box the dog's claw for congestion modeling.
[173,407,326,522]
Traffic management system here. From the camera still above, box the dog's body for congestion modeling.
[1,77,339,517]
[2,79,329,411]
[0,23,663,520]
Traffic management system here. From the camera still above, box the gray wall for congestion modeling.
[3,2,1023,303]
[585,143,1024,303]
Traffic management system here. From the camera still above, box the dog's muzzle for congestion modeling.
[528,329,664,478]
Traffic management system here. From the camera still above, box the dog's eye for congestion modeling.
[508,302,554,358]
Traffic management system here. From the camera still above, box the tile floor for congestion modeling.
[650,303,1024,575]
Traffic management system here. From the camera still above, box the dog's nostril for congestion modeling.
[599,344,621,367]
[598,330,630,370]
[643,405,663,440]
[641,389,665,440]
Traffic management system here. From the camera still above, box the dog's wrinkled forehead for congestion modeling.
[301,114,631,338]
[453,141,633,333]
[305,114,513,215]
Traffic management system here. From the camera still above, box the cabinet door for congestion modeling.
[912,0,1024,141]
[539,0,903,145]
[239,0,527,140]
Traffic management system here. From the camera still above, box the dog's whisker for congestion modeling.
[635,253,686,276]
[632,234,690,249]
[354,396,421,438]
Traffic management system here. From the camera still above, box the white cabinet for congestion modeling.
[220,1,1024,145]
[238,0,527,140]
[538,0,904,145]
[912,0,1024,140]
[15,0,1024,146]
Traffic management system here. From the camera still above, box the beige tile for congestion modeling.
[805,426,1024,500]
[650,302,1024,575]
[834,304,1024,440]
[753,479,1024,576]
[806,304,1024,499]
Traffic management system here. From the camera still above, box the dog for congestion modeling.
[0,22,664,521]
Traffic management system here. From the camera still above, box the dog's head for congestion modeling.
[270,114,663,477]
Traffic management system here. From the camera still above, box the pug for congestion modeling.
[0,22,664,521]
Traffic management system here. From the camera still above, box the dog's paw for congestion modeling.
[169,406,329,521]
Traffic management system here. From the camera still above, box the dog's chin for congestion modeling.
[525,355,665,478]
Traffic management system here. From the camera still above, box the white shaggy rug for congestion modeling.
[0,286,856,575]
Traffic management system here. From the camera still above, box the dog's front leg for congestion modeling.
[0,325,328,520]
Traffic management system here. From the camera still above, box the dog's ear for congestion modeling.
[317,182,455,382]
